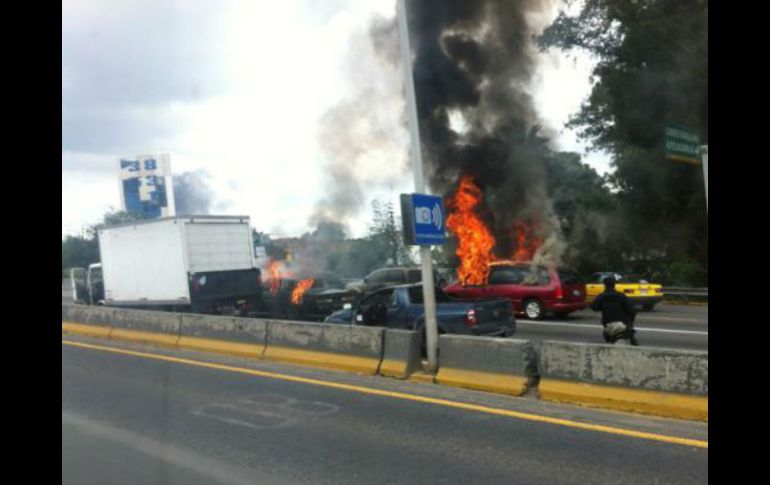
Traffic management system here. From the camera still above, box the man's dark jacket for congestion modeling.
[590,289,636,326]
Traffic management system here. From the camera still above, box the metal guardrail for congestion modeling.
[662,287,708,302]
[663,287,708,296]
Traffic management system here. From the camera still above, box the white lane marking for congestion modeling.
[635,315,707,323]
[518,320,708,336]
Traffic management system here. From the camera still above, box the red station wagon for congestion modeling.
[443,261,587,320]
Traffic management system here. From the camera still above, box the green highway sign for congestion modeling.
[665,124,701,164]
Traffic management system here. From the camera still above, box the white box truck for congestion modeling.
[70,216,262,315]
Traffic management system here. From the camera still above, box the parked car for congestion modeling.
[586,272,664,311]
[324,284,515,341]
[442,261,587,320]
[345,267,446,296]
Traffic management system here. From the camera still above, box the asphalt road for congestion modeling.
[515,303,708,351]
[62,336,708,485]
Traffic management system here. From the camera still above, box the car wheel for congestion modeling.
[523,299,545,320]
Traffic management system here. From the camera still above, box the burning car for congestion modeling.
[443,261,587,320]
[254,268,357,321]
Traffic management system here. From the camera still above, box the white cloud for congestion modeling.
[62,0,608,238]
[532,47,612,175]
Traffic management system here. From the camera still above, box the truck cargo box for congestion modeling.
[97,216,257,306]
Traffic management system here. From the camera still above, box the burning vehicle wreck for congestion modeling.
[251,263,357,321]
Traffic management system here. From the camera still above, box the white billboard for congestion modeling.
[119,154,176,218]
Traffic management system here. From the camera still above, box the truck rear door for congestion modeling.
[70,268,87,303]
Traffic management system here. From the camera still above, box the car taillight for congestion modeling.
[464,309,478,327]
[555,286,563,299]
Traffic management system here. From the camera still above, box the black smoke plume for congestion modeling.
[404,0,563,262]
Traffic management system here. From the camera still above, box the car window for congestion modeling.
[407,269,422,283]
[519,266,540,286]
[533,268,551,285]
[357,288,395,326]
[407,286,452,303]
[488,266,522,285]
[367,270,390,284]
[558,270,581,285]
[360,288,394,307]
[387,270,407,284]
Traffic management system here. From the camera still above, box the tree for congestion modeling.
[544,151,622,276]
[62,209,148,277]
[368,199,412,267]
[538,0,708,285]
[61,235,99,276]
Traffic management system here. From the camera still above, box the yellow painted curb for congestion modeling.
[437,368,529,396]
[379,359,415,379]
[263,346,379,374]
[539,379,708,421]
[110,328,180,348]
[62,321,111,339]
[408,372,436,384]
[177,336,265,360]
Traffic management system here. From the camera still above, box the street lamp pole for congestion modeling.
[701,145,708,211]
[397,0,439,372]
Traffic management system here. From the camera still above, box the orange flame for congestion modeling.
[267,261,281,295]
[446,175,545,284]
[510,220,542,263]
[291,278,314,305]
[446,175,496,285]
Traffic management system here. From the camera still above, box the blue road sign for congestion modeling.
[400,193,447,246]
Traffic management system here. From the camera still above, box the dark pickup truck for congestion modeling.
[324,284,516,337]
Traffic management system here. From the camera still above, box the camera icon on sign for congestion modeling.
[415,207,432,225]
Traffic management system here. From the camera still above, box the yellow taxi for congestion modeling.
[585,272,664,310]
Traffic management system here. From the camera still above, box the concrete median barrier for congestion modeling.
[436,335,538,396]
[264,321,384,374]
[110,308,182,347]
[537,341,708,420]
[178,314,267,359]
[62,304,114,338]
[379,329,422,379]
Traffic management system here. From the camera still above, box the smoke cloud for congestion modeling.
[311,14,408,230]
[403,0,564,264]
[313,1,567,266]
[173,170,216,215]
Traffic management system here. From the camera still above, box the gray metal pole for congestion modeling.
[701,145,708,211]
[397,0,439,372]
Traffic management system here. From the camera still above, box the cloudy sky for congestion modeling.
[62,0,606,238]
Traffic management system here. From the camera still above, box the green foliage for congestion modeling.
[368,200,413,267]
[539,0,708,286]
[62,208,148,276]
